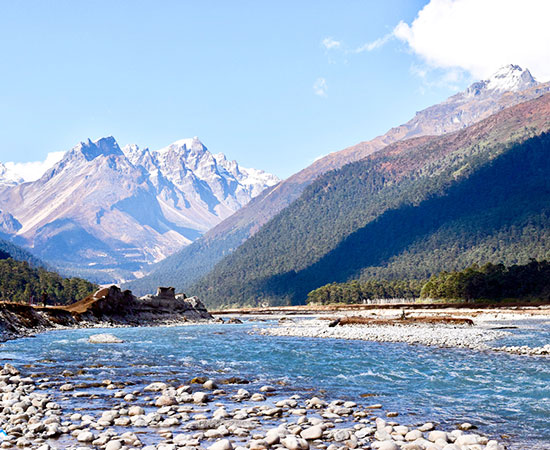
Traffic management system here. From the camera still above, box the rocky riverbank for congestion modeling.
[0,362,507,450]
[256,314,550,357]
[0,286,213,342]
[258,319,507,351]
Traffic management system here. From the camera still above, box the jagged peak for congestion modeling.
[464,64,538,97]
[156,136,207,154]
[75,136,123,161]
[485,64,537,92]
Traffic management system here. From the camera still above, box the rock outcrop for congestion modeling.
[0,286,213,341]
[71,285,213,324]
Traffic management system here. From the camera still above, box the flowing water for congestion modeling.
[1,319,549,449]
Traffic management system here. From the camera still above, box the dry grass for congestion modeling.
[321,315,474,326]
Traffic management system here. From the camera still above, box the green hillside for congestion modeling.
[189,95,550,308]
[0,241,97,305]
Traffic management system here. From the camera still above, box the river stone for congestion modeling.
[355,427,375,439]
[419,423,435,432]
[281,436,309,450]
[375,442,399,450]
[128,405,144,416]
[428,430,448,442]
[76,430,94,442]
[332,429,350,442]
[455,434,480,446]
[88,334,123,344]
[203,380,217,390]
[265,430,280,445]
[144,382,168,392]
[405,430,423,441]
[208,439,233,450]
[156,394,177,406]
[301,425,323,440]
[193,392,209,403]
[307,397,327,408]
[205,429,224,439]
[105,441,123,450]
[401,444,424,450]
[249,439,269,450]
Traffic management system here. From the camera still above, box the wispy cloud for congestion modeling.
[352,33,394,53]
[5,151,65,182]
[313,78,328,97]
[320,32,393,58]
[321,37,342,50]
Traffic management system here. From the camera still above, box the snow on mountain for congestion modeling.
[0,162,23,186]
[483,64,537,93]
[376,64,548,141]
[0,136,279,282]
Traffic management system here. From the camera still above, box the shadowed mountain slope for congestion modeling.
[126,65,550,295]
[189,93,550,307]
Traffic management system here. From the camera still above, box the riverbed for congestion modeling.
[0,318,549,449]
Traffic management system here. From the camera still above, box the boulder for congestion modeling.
[301,425,323,440]
[208,439,233,450]
[88,334,123,344]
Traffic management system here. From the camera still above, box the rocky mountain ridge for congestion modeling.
[0,136,278,282]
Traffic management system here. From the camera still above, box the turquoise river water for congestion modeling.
[0,319,549,449]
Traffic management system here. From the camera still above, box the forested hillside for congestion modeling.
[0,257,97,305]
[0,241,97,305]
[190,94,550,308]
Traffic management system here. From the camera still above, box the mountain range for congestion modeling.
[125,64,550,297]
[0,137,278,282]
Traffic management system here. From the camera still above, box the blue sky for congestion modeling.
[1,0,549,180]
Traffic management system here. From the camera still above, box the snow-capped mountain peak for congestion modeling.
[0,135,279,282]
[485,64,537,92]
[466,64,538,97]
[157,136,206,154]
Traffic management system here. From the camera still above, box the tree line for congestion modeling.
[420,260,550,301]
[306,279,424,304]
[306,260,550,304]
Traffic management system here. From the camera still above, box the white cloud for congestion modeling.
[353,33,393,53]
[6,151,65,182]
[313,78,328,97]
[322,37,341,50]
[393,0,550,81]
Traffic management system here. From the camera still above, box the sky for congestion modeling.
[1,0,550,181]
